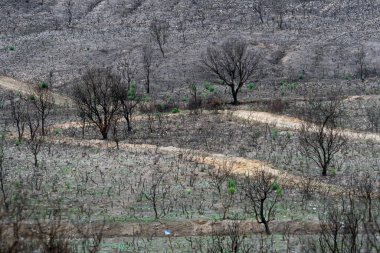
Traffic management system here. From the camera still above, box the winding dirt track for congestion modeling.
[223,110,380,143]
[47,136,345,197]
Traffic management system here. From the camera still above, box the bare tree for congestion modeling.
[299,96,347,176]
[27,135,43,168]
[10,93,28,142]
[29,83,55,136]
[354,172,377,222]
[145,166,172,219]
[26,103,41,141]
[117,58,141,131]
[72,68,122,140]
[270,0,286,30]
[318,194,363,253]
[150,18,170,57]
[65,0,73,28]
[142,44,153,94]
[355,45,367,82]
[208,220,251,253]
[0,131,8,212]
[202,37,259,104]
[242,170,283,235]
[365,99,380,133]
[252,0,266,24]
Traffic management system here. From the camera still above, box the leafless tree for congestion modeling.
[0,131,8,212]
[10,93,28,141]
[72,68,122,140]
[142,44,153,94]
[354,172,377,222]
[150,18,170,57]
[202,37,259,104]
[27,134,44,168]
[145,166,172,219]
[355,45,367,82]
[29,84,55,136]
[318,194,363,253]
[252,0,266,24]
[242,170,283,235]
[117,58,141,131]
[365,99,380,133]
[270,0,286,30]
[65,0,73,28]
[299,96,347,176]
[208,161,232,196]
[208,220,251,253]
[26,103,41,141]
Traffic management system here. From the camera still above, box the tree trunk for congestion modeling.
[41,117,45,136]
[322,165,327,176]
[126,115,132,132]
[101,131,108,140]
[263,221,271,235]
[231,87,238,105]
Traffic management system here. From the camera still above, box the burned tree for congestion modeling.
[150,18,170,57]
[116,58,141,132]
[72,68,122,140]
[202,37,259,105]
[10,93,28,142]
[142,44,153,94]
[299,96,347,176]
[355,45,367,82]
[252,0,266,24]
[29,83,55,136]
[242,170,283,235]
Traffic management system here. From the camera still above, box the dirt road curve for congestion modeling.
[0,75,73,106]
[47,136,345,196]
[226,110,380,143]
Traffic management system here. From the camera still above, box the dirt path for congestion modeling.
[10,219,320,239]
[47,136,345,196]
[0,75,73,106]
[225,110,380,143]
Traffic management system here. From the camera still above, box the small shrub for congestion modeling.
[29,94,36,101]
[127,83,137,100]
[227,179,237,194]
[39,82,49,89]
[8,45,15,51]
[271,128,279,140]
[204,82,215,93]
[329,167,337,177]
[15,139,22,146]
[171,107,180,114]
[247,82,256,90]
[271,182,284,197]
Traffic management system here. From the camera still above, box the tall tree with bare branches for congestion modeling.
[299,95,347,176]
[150,18,170,57]
[202,38,259,104]
[72,68,122,140]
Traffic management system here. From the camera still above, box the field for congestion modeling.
[0,0,380,252]
[0,76,379,252]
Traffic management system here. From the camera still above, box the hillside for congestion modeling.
[1,0,380,99]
